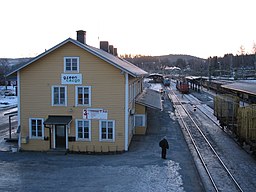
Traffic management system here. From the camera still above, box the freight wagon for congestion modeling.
[214,94,239,132]
[214,94,256,155]
[237,104,256,153]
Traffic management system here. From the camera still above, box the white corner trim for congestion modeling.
[66,126,68,150]
[17,71,21,150]
[125,73,129,151]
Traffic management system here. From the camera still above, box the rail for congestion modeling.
[167,87,243,192]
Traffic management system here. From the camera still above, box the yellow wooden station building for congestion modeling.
[8,30,162,153]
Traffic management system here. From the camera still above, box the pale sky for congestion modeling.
[1,0,256,59]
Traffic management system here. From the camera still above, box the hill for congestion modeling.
[156,54,205,63]
[3,58,31,66]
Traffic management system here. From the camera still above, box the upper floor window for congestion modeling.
[64,57,79,72]
[76,86,91,106]
[29,118,44,139]
[52,86,67,106]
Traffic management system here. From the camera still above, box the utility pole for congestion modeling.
[208,57,212,90]
[230,54,234,79]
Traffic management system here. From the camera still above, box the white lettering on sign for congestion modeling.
[61,74,82,84]
[83,108,108,120]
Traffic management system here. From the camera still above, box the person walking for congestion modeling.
[159,136,169,159]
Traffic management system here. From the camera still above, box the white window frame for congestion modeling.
[75,86,91,106]
[137,80,142,95]
[134,82,137,99]
[51,85,67,106]
[99,120,115,142]
[76,119,91,141]
[129,84,132,102]
[134,114,146,127]
[29,118,44,139]
[64,57,79,73]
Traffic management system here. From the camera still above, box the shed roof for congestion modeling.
[7,38,148,78]
[136,88,162,110]
[221,82,256,95]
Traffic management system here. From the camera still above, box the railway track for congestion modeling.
[183,94,220,126]
[167,87,243,192]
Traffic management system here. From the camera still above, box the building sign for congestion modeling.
[83,108,108,120]
[61,74,82,84]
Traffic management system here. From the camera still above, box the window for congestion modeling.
[76,86,91,106]
[52,86,67,106]
[99,120,115,141]
[64,57,79,72]
[76,120,91,141]
[134,115,146,127]
[29,118,44,139]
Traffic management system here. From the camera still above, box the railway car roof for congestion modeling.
[210,80,234,85]
[186,76,201,80]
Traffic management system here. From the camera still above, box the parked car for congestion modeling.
[3,90,16,96]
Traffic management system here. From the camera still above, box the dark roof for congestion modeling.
[4,111,18,117]
[210,79,234,85]
[44,115,72,125]
[221,82,256,96]
[136,88,162,110]
[7,38,147,78]
[148,73,163,78]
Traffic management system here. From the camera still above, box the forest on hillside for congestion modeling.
[121,52,256,79]
[1,48,256,86]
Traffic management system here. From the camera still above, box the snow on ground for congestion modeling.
[0,86,17,109]
[81,161,184,192]
[0,155,185,192]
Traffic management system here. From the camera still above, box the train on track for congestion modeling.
[163,77,170,86]
[201,79,234,94]
[176,78,189,94]
[214,94,256,155]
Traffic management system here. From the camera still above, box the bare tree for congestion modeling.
[252,42,256,76]
[0,58,10,90]
[252,42,256,54]
[239,45,245,55]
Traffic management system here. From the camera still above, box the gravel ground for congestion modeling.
[186,87,256,191]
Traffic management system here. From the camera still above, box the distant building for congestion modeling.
[8,30,161,153]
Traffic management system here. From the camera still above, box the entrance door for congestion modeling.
[55,125,66,148]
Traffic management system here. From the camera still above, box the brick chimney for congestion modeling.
[109,45,114,55]
[77,30,86,44]
[113,48,118,56]
[100,41,109,52]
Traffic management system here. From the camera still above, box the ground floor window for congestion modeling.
[99,120,115,141]
[76,119,91,141]
[134,114,146,127]
[29,118,44,139]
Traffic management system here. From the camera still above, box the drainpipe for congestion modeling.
[66,125,69,150]
[17,71,21,150]
[44,125,52,149]
[125,72,129,151]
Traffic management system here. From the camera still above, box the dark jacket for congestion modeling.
[159,138,169,149]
